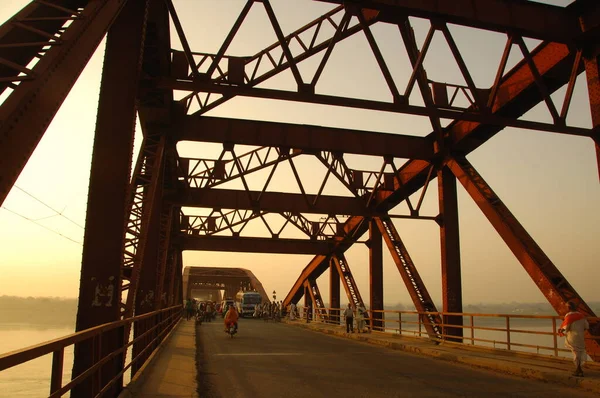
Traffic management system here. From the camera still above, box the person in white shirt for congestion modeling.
[344,303,354,333]
[558,301,589,377]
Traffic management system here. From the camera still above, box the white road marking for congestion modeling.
[215,353,303,356]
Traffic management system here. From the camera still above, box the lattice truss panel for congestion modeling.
[163,1,592,137]
[177,142,433,240]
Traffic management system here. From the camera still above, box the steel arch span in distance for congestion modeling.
[0,0,599,394]
[182,266,269,303]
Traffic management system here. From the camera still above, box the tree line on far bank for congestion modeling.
[1,296,598,327]
[0,296,77,327]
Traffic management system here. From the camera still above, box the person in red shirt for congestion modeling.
[224,304,239,333]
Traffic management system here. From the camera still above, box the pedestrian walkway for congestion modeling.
[119,319,198,398]
[285,318,600,395]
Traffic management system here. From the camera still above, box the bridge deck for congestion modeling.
[120,317,600,397]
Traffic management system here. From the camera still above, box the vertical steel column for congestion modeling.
[438,166,463,341]
[168,209,181,306]
[369,218,384,331]
[72,1,147,396]
[174,250,184,305]
[132,178,163,376]
[329,257,340,325]
[584,54,600,179]
[304,284,311,321]
[154,205,174,309]
[163,248,176,306]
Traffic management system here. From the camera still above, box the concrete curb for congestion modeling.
[286,320,600,395]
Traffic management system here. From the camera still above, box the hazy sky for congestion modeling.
[0,0,597,309]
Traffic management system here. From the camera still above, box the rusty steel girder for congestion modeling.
[584,55,600,178]
[180,208,348,241]
[330,261,341,324]
[284,29,588,336]
[131,169,163,377]
[154,205,174,309]
[305,279,328,321]
[177,116,434,160]
[1,1,597,383]
[438,166,464,341]
[375,217,442,340]
[179,146,298,190]
[316,0,582,43]
[121,133,166,319]
[177,5,374,115]
[446,156,599,360]
[0,0,128,206]
[369,219,384,330]
[71,1,147,396]
[331,253,365,309]
[178,187,369,215]
[180,234,334,255]
[0,0,87,94]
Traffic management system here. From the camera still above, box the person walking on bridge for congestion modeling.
[185,299,194,321]
[344,303,354,333]
[558,301,589,377]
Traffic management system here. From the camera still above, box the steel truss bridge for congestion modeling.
[182,266,269,302]
[0,0,599,396]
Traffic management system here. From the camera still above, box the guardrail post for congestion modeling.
[398,312,402,335]
[470,315,474,345]
[50,349,64,395]
[441,312,446,341]
[506,316,511,351]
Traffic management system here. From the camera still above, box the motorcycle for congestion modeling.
[195,310,204,325]
[226,323,237,338]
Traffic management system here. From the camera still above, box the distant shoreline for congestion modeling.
[1,296,597,325]
[0,296,77,327]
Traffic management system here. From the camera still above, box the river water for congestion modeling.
[0,323,74,397]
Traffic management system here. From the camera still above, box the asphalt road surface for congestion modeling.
[196,318,596,398]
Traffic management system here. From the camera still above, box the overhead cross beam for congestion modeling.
[175,188,371,215]
[160,78,592,137]
[178,235,335,255]
[315,0,582,44]
[177,116,434,160]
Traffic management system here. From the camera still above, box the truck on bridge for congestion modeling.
[235,290,262,317]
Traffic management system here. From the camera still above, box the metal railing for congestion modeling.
[299,307,600,359]
[0,305,181,397]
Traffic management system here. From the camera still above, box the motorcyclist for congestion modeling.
[224,304,239,333]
